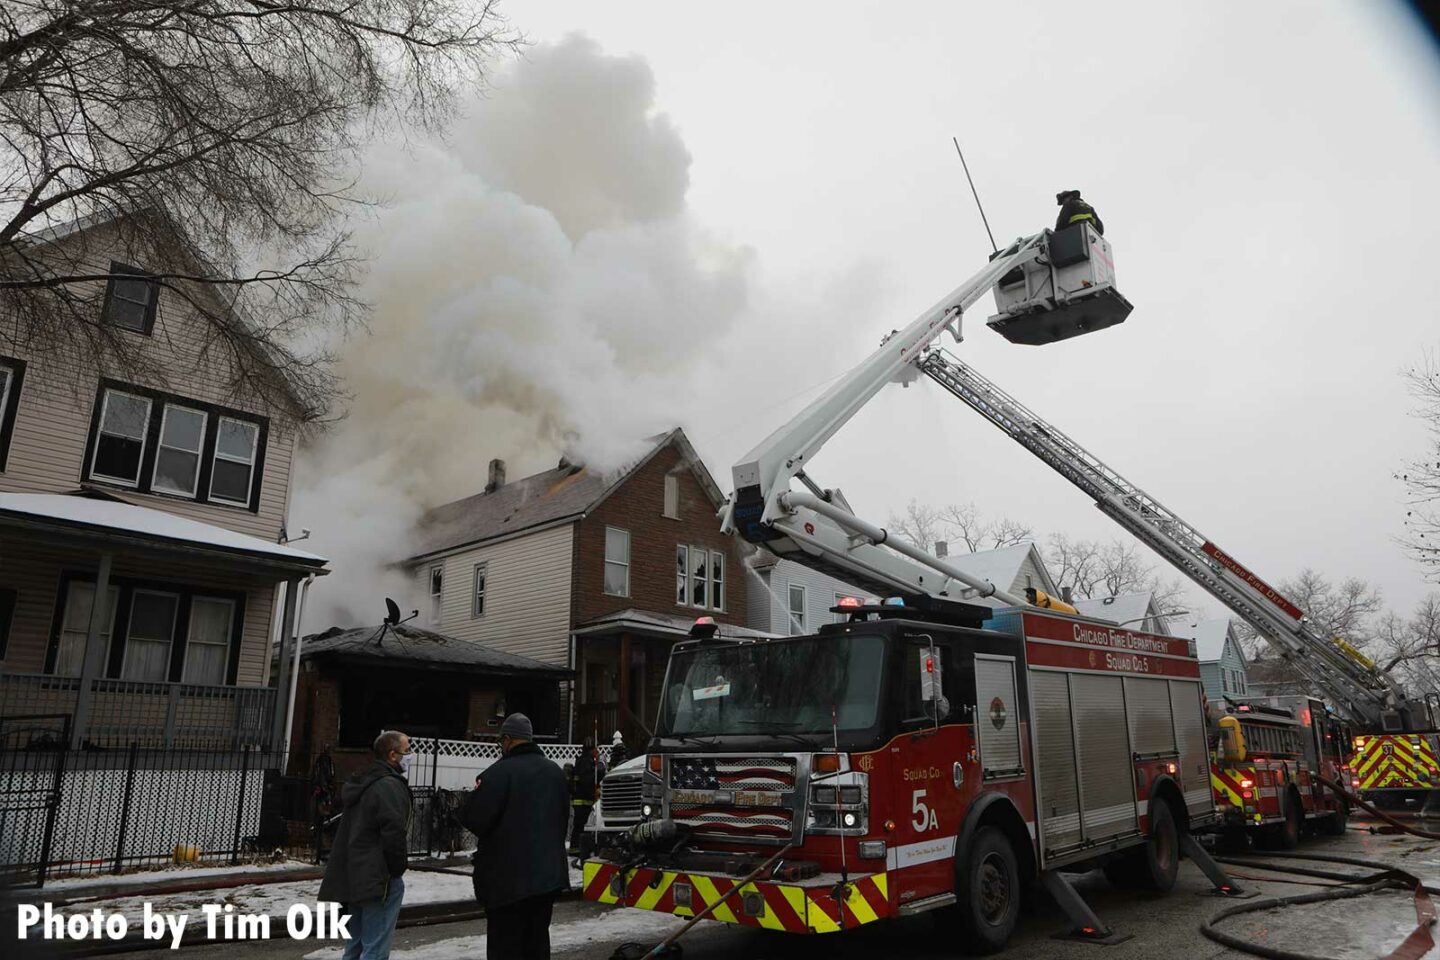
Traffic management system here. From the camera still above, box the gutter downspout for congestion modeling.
[281,574,316,774]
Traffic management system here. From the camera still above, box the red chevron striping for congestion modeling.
[858,877,891,918]
[585,864,616,901]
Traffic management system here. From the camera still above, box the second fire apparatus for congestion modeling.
[1207,695,1350,846]
[583,224,1235,951]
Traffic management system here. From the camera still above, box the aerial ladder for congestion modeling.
[722,221,1435,737]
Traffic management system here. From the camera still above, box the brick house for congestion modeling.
[406,429,754,749]
[0,212,326,749]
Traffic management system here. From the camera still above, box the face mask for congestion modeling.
[398,752,413,776]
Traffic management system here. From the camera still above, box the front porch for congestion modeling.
[0,491,326,750]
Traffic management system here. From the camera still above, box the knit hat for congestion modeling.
[500,713,533,740]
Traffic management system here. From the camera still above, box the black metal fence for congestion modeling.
[0,726,480,887]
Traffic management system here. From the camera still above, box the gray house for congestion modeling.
[746,554,869,634]
[1173,617,1249,700]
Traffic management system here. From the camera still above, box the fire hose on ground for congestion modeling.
[1198,774,1440,960]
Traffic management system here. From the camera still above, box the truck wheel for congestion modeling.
[1275,794,1302,850]
[1134,801,1179,892]
[953,826,1021,954]
[1319,800,1348,836]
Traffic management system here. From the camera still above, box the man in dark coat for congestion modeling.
[318,730,414,960]
[463,713,569,960]
[1055,189,1104,235]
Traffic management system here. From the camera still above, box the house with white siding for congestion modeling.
[406,429,751,748]
[943,542,1060,609]
[0,212,326,750]
[745,554,869,634]
[1074,591,1173,635]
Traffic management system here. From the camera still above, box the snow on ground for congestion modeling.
[65,870,476,925]
[304,907,684,960]
[45,860,314,893]
[1228,885,1427,960]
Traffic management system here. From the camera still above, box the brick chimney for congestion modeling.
[485,458,506,494]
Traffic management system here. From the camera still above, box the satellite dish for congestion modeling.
[384,598,401,625]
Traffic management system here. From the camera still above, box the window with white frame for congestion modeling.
[91,390,152,485]
[675,544,688,605]
[123,590,179,681]
[152,404,207,496]
[663,474,679,519]
[689,544,707,608]
[183,597,234,685]
[210,417,259,505]
[55,582,118,677]
[472,563,488,618]
[0,357,23,473]
[787,583,807,633]
[429,566,443,624]
[604,527,630,596]
[709,551,724,612]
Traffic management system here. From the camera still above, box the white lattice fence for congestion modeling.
[407,738,585,790]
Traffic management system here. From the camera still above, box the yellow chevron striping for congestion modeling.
[737,883,785,931]
[633,873,676,912]
[778,886,813,931]
[690,876,738,925]
[843,881,880,926]
[804,893,841,934]
[871,873,888,901]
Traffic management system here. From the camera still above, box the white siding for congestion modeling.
[414,524,574,665]
[747,559,866,634]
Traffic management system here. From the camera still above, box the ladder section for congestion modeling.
[918,348,1398,725]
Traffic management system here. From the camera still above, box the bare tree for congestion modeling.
[0,0,518,418]
[1044,533,1106,599]
[938,502,1033,553]
[888,499,944,553]
[1401,351,1440,581]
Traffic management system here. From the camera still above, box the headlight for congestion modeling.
[842,812,858,828]
[839,786,863,804]
[813,786,837,805]
[642,803,654,818]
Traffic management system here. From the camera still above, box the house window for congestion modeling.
[85,383,266,508]
[787,583,807,633]
[152,404,207,497]
[604,527,630,596]
[91,390,152,485]
[689,544,707,608]
[675,545,688,605]
[210,417,259,505]
[663,474,679,519]
[472,563,487,618]
[183,597,234,685]
[55,582,118,677]
[0,357,24,473]
[710,552,724,612]
[102,262,159,333]
[429,566,443,624]
[123,590,179,681]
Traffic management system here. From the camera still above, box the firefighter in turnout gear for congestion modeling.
[568,737,603,858]
[1056,189,1104,235]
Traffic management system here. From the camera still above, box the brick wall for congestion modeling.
[572,442,747,627]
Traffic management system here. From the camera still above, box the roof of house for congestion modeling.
[1073,591,1169,634]
[300,623,572,675]
[0,491,327,571]
[1169,618,1235,662]
[573,608,781,641]
[410,428,722,560]
[945,543,1057,607]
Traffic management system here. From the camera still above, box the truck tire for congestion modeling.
[1103,801,1179,892]
[952,826,1021,954]
[1275,793,1302,850]
[1319,800,1348,836]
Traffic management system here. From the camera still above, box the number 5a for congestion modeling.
[912,789,939,832]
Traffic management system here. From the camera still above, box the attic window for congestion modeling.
[663,474,679,519]
[102,262,159,334]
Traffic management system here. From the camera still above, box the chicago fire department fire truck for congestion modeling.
[1207,696,1350,845]
[582,224,1238,951]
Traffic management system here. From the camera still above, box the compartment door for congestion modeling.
[975,655,1023,780]
[1030,669,1081,860]
[1169,680,1214,818]
[1069,673,1139,841]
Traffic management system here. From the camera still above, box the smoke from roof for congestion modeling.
[292,34,753,628]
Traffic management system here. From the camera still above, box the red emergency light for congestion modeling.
[837,596,862,608]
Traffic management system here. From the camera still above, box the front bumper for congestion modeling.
[581,859,891,934]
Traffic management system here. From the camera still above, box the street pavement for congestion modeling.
[15,823,1439,959]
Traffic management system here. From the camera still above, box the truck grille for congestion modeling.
[668,755,797,842]
[599,774,643,824]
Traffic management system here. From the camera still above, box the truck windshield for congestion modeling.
[656,634,886,738]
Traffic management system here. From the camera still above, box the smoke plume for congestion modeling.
[293,34,753,628]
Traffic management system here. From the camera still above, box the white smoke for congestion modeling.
[293,34,753,628]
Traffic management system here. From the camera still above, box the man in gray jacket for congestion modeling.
[464,713,569,960]
[319,730,414,960]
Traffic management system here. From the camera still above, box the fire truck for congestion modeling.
[582,224,1237,951]
[1207,696,1350,846]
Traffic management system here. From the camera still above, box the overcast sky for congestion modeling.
[369,2,1440,622]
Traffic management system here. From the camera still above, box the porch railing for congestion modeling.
[0,673,275,750]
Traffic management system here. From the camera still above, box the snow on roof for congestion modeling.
[300,623,569,674]
[1170,618,1234,662]
[1073,592,1169,634]
[0,493,327,565]
[575,607,781,641]
[944,543,1054,600]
